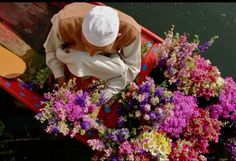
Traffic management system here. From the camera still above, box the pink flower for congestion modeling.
[87,139,105,151]
[118,141,133,154]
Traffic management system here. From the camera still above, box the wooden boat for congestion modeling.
[0,2,164,145]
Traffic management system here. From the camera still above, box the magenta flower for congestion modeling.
[159,91,197,138]
[208,77,236,122]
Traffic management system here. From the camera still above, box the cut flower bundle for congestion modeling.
[34,26,236,161]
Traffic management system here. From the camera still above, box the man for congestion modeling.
[43,2,141,100]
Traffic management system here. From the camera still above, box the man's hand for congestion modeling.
[56,76,66,87]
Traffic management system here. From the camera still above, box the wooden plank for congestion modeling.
[0,21,45,82]
[0,3,59,54]
[49,2,70,9]
[34,2,49,11]
[0,22,31,57]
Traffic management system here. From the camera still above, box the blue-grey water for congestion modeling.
[106,2,236,80]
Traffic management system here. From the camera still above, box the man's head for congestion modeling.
[82,6,120,56]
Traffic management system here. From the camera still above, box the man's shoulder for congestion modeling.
[58,2,95,19]
[118,11,141,33]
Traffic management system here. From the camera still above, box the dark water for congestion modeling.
[106,2,236,80]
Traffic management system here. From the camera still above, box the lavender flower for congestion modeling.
[224,137,236,161]
[198,35,219,52]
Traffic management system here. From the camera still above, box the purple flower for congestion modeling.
[224,137,236,161]
[149,112,157,120]
[111,155,119,161]
[117,117,125,127]
[128,99,136,108]
[198,41,211,52]
[75,91,89,107]
[159,91,197,138]
[97,90,107,106]
[21,82,34,90]
[80,121,89,130]
[139,81,152,93]
[155,87,163,97]
[208,77,236,122]
[158,58,167,67]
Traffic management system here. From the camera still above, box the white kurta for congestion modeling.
[43,14,141,100]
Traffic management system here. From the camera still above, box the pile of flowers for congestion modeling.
[35,78,107,137]
[33,26,236,161]
[89,126,171,161]
[156,26,223,100]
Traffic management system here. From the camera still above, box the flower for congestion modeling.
[118,141,133,154]
[224,137,236,161]
[208,77,236,122]
[87,139,105,151]
[35,78,106,137]
[118,77,174,129]
[169,139,199,161]
[183,108,222,152]
[138,129,171,160]
[159,91,197,138]
[33,27,236,161]
[155,26,222,100]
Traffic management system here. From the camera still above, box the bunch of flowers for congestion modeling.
[169,139,206,161]
[159,91,197,138]
[33,27,236,160]
[35,78,107,137]
[169,108,222,160]
[117,77,174,129]
[156,26,223,100]
[88,126,171,161]
[207,77,236,122]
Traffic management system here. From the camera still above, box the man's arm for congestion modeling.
[103,33,141,100]
[43,14,65,83]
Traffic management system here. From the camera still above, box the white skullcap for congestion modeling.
[82,6,119,47]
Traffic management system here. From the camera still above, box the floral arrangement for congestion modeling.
[156,26,223,100]
[207,77,236,121]
[33,26,236,161]
[35,78,107,137]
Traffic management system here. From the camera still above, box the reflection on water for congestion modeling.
[106,2,236,79]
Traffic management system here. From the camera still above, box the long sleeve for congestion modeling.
[103,33,141,100]
[54,33,141,100]
[43,14,65,79]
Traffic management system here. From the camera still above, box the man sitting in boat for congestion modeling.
[43,2,141,100]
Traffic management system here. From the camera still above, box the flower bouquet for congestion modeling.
[35,78,107,137]
[33,26,236,161]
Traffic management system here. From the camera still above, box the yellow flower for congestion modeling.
[58,121,69,136]
[139,130,171,158]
